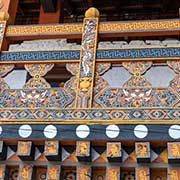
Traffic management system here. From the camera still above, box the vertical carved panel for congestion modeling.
[168,168,180,180]
[44,140,61,161]
[76,141,91,162]
[18,164,33,180]
[135,142,150,163]
[136,167,149,180]
[77,166,91,180]
[168,142,180,163]
[106,167,120,180]
[0,165,6,180]
[76,8,99,108]
[0,21,6,50]
[47,165,61,180]
[107,142,122,162]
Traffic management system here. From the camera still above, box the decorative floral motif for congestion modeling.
[0,64,14,77]
[0,88,74,108]
[122,61,152,75]
[167,61,180,74]
[0,64,14,93]
[123,76,151,87]
[23,78,51,88]
[24,63,54,88]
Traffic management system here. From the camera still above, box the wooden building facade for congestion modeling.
[0,0,180,179]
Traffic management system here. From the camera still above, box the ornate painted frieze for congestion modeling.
[94,87,179,108]
[6,19,180,38]
[0,50,80,62]
[0,48,180,63]
[0,108,179,121]
[0,88,75,108]
[96,48,180,60]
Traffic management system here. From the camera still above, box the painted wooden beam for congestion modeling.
[5,19,180,40]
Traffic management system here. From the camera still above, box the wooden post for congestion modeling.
[75,7,99,108]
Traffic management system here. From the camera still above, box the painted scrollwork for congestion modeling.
[0,64,14,93]
[24,63,54,88]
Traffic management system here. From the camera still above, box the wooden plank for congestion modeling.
[5,19,180,40]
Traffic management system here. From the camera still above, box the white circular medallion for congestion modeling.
[0,126,2,135]
[134,125,148,139]
[18,125,32,138]
[43,125,57,139]
[168,125,180,139]
[76,125,90,138]
[106,125,120,138]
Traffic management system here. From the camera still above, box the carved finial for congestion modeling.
[85,7,100,18]
[0,11,9,21]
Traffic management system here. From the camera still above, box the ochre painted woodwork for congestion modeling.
[77,166,91,180]
[6,19,180,38]
[168,143,180,158]
[0,165,5,179]
[106,167,120,180]
[47,165,60,180]
[135,142,150,158]
[44,141,59,155]
[76,141,90,157]
[168,169,180,180]
[19,164,33,180]
[136,167,149,180]
[76,8,99,108]
[17,142,31,156]
[107,142,121,157]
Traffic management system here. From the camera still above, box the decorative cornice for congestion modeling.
[0,47,179,63]
[5,19,180,39]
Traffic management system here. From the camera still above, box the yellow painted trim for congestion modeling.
[0,107,179,110]
[0,120,179,125]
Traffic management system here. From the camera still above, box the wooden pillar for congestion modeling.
[39,0,61,24]
[75,7,99,108]
[0,0,19,50]
[136,167,150,180]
